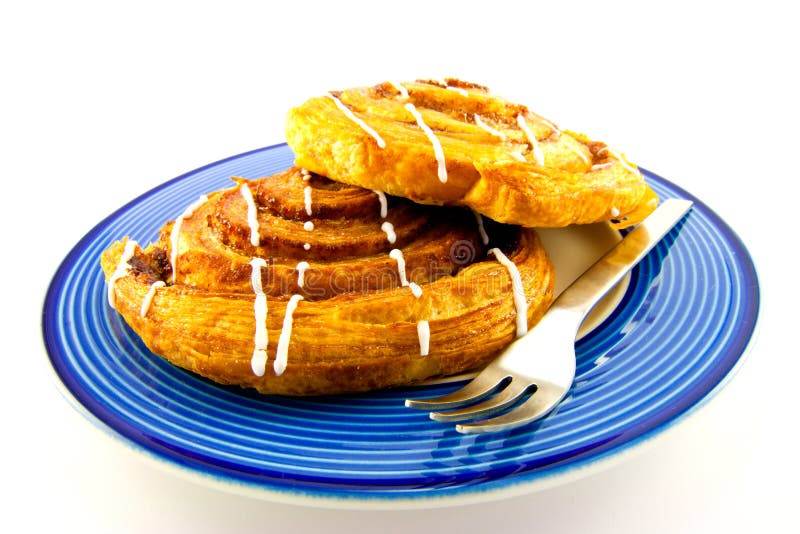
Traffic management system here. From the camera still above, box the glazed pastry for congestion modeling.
[101,168,555,395]
[286,78,658,228]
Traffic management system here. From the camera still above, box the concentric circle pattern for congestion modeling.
[43,144,759,505]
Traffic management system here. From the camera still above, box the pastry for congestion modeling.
[286,78,658,228]
[101,168,555,395]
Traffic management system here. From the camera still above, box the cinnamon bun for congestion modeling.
[286,78,658,228]
[101,168,555,395]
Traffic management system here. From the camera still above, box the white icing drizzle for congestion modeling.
[139,280,165,318]
[169,195,208,283]
[510,151,527,162]
[326,93,386,148]
[405,102,448,183]
[473,210,490,245]
[296,261,310,288]
[591,162,614,171]
[251,338,268,378]
[300,168,311,181]
[488,248,528,337]
[389,249,423,298]
[249,258,269,377]
[447,86,469,97]
[566,142,590,164]
[600,146,640,175]
[381,221,397,244]
[530,113,560,135]
[387,80,409,99]
[240,183,260,246]
[516,114,545,166]
[373,190,388,218]
[386,214,427,353]
[417,320,430,356]
[389,248,409,287]
[303,243,311,250]
[409,282,423,299]
[303,185,313,216]
[611,207,621,217]
[474,114,506,141]
[274,294,304,376]
[303,221,315,231]
[435,78,468,95]
[389,252,422,298]
[107,239,138,309]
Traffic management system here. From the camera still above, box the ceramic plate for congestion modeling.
[43,144,759,508]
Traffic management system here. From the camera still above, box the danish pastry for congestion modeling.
[286,78,658,228]
[101,168,555,395]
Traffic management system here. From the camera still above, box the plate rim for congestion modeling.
[41,144,761,509]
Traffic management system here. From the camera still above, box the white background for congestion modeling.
[3,1,797,532]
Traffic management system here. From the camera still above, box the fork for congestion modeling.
[405,198,693,434]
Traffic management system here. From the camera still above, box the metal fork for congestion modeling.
[405,198,693,434]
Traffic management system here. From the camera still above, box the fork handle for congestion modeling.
[553,198,693,320]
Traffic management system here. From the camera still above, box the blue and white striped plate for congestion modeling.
[43,144,759,508]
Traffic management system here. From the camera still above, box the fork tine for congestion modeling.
[430,379,535,422]
[454,382,567,434]
[404,367,510,411]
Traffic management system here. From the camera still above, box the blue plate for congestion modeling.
[42,144,759,507]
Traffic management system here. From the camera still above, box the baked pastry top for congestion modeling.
[286,78,657,228]
[102,168,555,395]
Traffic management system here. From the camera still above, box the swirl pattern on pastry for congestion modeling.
[101,167,555,395]
[286,78,658,228]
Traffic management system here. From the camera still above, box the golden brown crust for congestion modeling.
[286,79,657,228]
[101,168,555,395]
